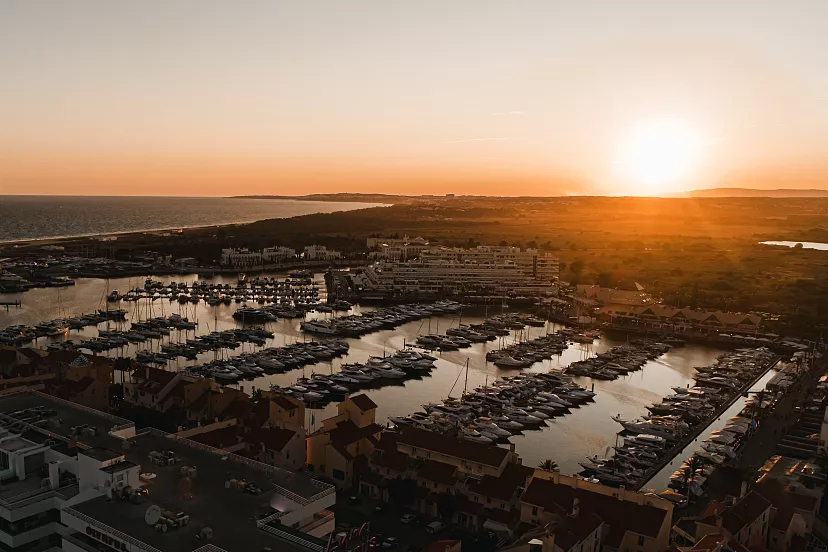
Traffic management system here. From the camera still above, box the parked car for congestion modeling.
[381,537,399,549]
[400,514,416,525]
[425,521,445,534]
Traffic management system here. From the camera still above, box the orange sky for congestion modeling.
[2,1,828,196]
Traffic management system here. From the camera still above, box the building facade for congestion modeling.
[421,246,559,282]
[351,259,556,300]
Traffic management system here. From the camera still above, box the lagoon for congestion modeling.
[760,241,828,250]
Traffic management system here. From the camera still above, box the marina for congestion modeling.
[0,272,751,474]
[576,347,780,491]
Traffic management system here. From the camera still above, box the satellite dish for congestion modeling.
[145,505,162,526]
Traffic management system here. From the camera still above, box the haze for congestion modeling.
[2,1,828,196]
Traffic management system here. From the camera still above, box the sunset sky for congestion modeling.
[2,1,828,196]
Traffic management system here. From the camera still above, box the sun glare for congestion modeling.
[616,120,705,195]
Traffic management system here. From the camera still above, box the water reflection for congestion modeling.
[0,273,729,475]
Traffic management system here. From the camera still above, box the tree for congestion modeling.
[538,459,559,472]
[436,492,456,521]
[388,477,417,507]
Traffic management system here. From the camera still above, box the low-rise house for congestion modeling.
[695,491,772,550]
[248,391,305,429]
[395,425,519,477]
[520,472,673,552]
[307,394,382,487]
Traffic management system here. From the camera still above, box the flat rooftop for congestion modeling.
[73,431,324,552]
[0,391,332,552]
[0,392,127,450]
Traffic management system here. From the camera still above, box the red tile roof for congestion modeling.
[397,426,510,468]
[220,399,253,421]
[467,463,533,502]
[551,512,603,551]
[246,426,297,452]
[348,393,377,412]
[416,460,458,486]
[188,426,242,449]
[329,420,382,447]
[0,349,17,365]
[722,491,771,535]
[272,395,299,411]
[249,400,270,428]
[521,476,669,544]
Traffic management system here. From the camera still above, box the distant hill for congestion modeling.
[670,188,828,198]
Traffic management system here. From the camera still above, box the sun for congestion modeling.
[616,120,705,195]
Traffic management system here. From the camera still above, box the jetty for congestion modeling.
[634,355,780,491]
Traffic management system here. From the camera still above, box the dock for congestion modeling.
[0,300,21,310]
[634,355,781,491]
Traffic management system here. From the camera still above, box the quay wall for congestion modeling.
[635,355,781,491]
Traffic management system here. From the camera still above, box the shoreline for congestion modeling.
[0,199,390,250]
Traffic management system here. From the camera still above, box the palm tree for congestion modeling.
[538,459,559,472]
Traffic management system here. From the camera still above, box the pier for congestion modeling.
[633,355,781,491]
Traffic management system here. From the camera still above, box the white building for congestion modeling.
[262,246,296,263]
[303,245,341,261]
[351,259,556,299]
[0,390,336,552]
[366,235,430,261]
[220,248,263,268]
[420,245,559,282]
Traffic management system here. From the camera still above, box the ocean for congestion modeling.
[0,196,381,242]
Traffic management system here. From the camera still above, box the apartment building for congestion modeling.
[520,471,674,552]
[367,235,430,261]
[303,245,342,261]
[262,245,297,263]
[360,428,673,549]
[0,389,336,552]
[421,246,560,282]
[306,394,382,488]
[596,304,763,332]
[351,259,556,300]
[219,247,262,267]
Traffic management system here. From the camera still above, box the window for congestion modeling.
[531,507,538,516]
[116,473,124,483]
[286,450,290,459]
[332,469,346,480]
[499,503,505,510]
[386,469,390,475]
[427,452,431,458]
[637,535,645,546]
[487,498,491,504]
[433,482,438,489]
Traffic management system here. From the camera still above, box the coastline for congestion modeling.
[0,199,390,250]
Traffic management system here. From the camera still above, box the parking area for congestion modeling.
[330,492,452,552]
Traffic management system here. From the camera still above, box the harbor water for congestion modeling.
[0,273,730,475]
[641,366,779,492]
